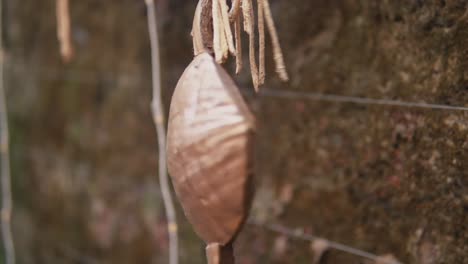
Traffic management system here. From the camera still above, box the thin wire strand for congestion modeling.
[261,89,468,112]
[0,0,16,263]
[7,61,468,113]
[249,221,403,264]
[145,1,178,264]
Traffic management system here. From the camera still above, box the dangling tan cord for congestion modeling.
[218,3,229,63]
[262,0,288,81]
[234,13,243,74]
[56,0,74,62]
[257,0,265,86]
[218,0,235,55]
[229,0,241,21]
[192,1,205,55]
[242,0,259,90]
[213,0,224,62]
[207,0,287,89]
[192,0,213,56]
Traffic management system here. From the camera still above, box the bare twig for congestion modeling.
[0,0,15,263]
[249,220,403,264]
[56,0,74,62]
[144,1,178,264]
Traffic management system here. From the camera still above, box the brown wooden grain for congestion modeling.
[167,52,255,245]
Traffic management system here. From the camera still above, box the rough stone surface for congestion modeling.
[7,0,468,263]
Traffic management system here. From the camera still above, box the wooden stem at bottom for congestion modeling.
[206,243,234,264]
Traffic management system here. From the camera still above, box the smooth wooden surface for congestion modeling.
[167,53,255,245]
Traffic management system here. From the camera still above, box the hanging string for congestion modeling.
[6,61,468,113]
[261,89,468,112]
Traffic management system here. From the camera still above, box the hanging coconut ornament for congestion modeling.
[167,2,255,264]
[167,52,255,263]
[167,0,287,263]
